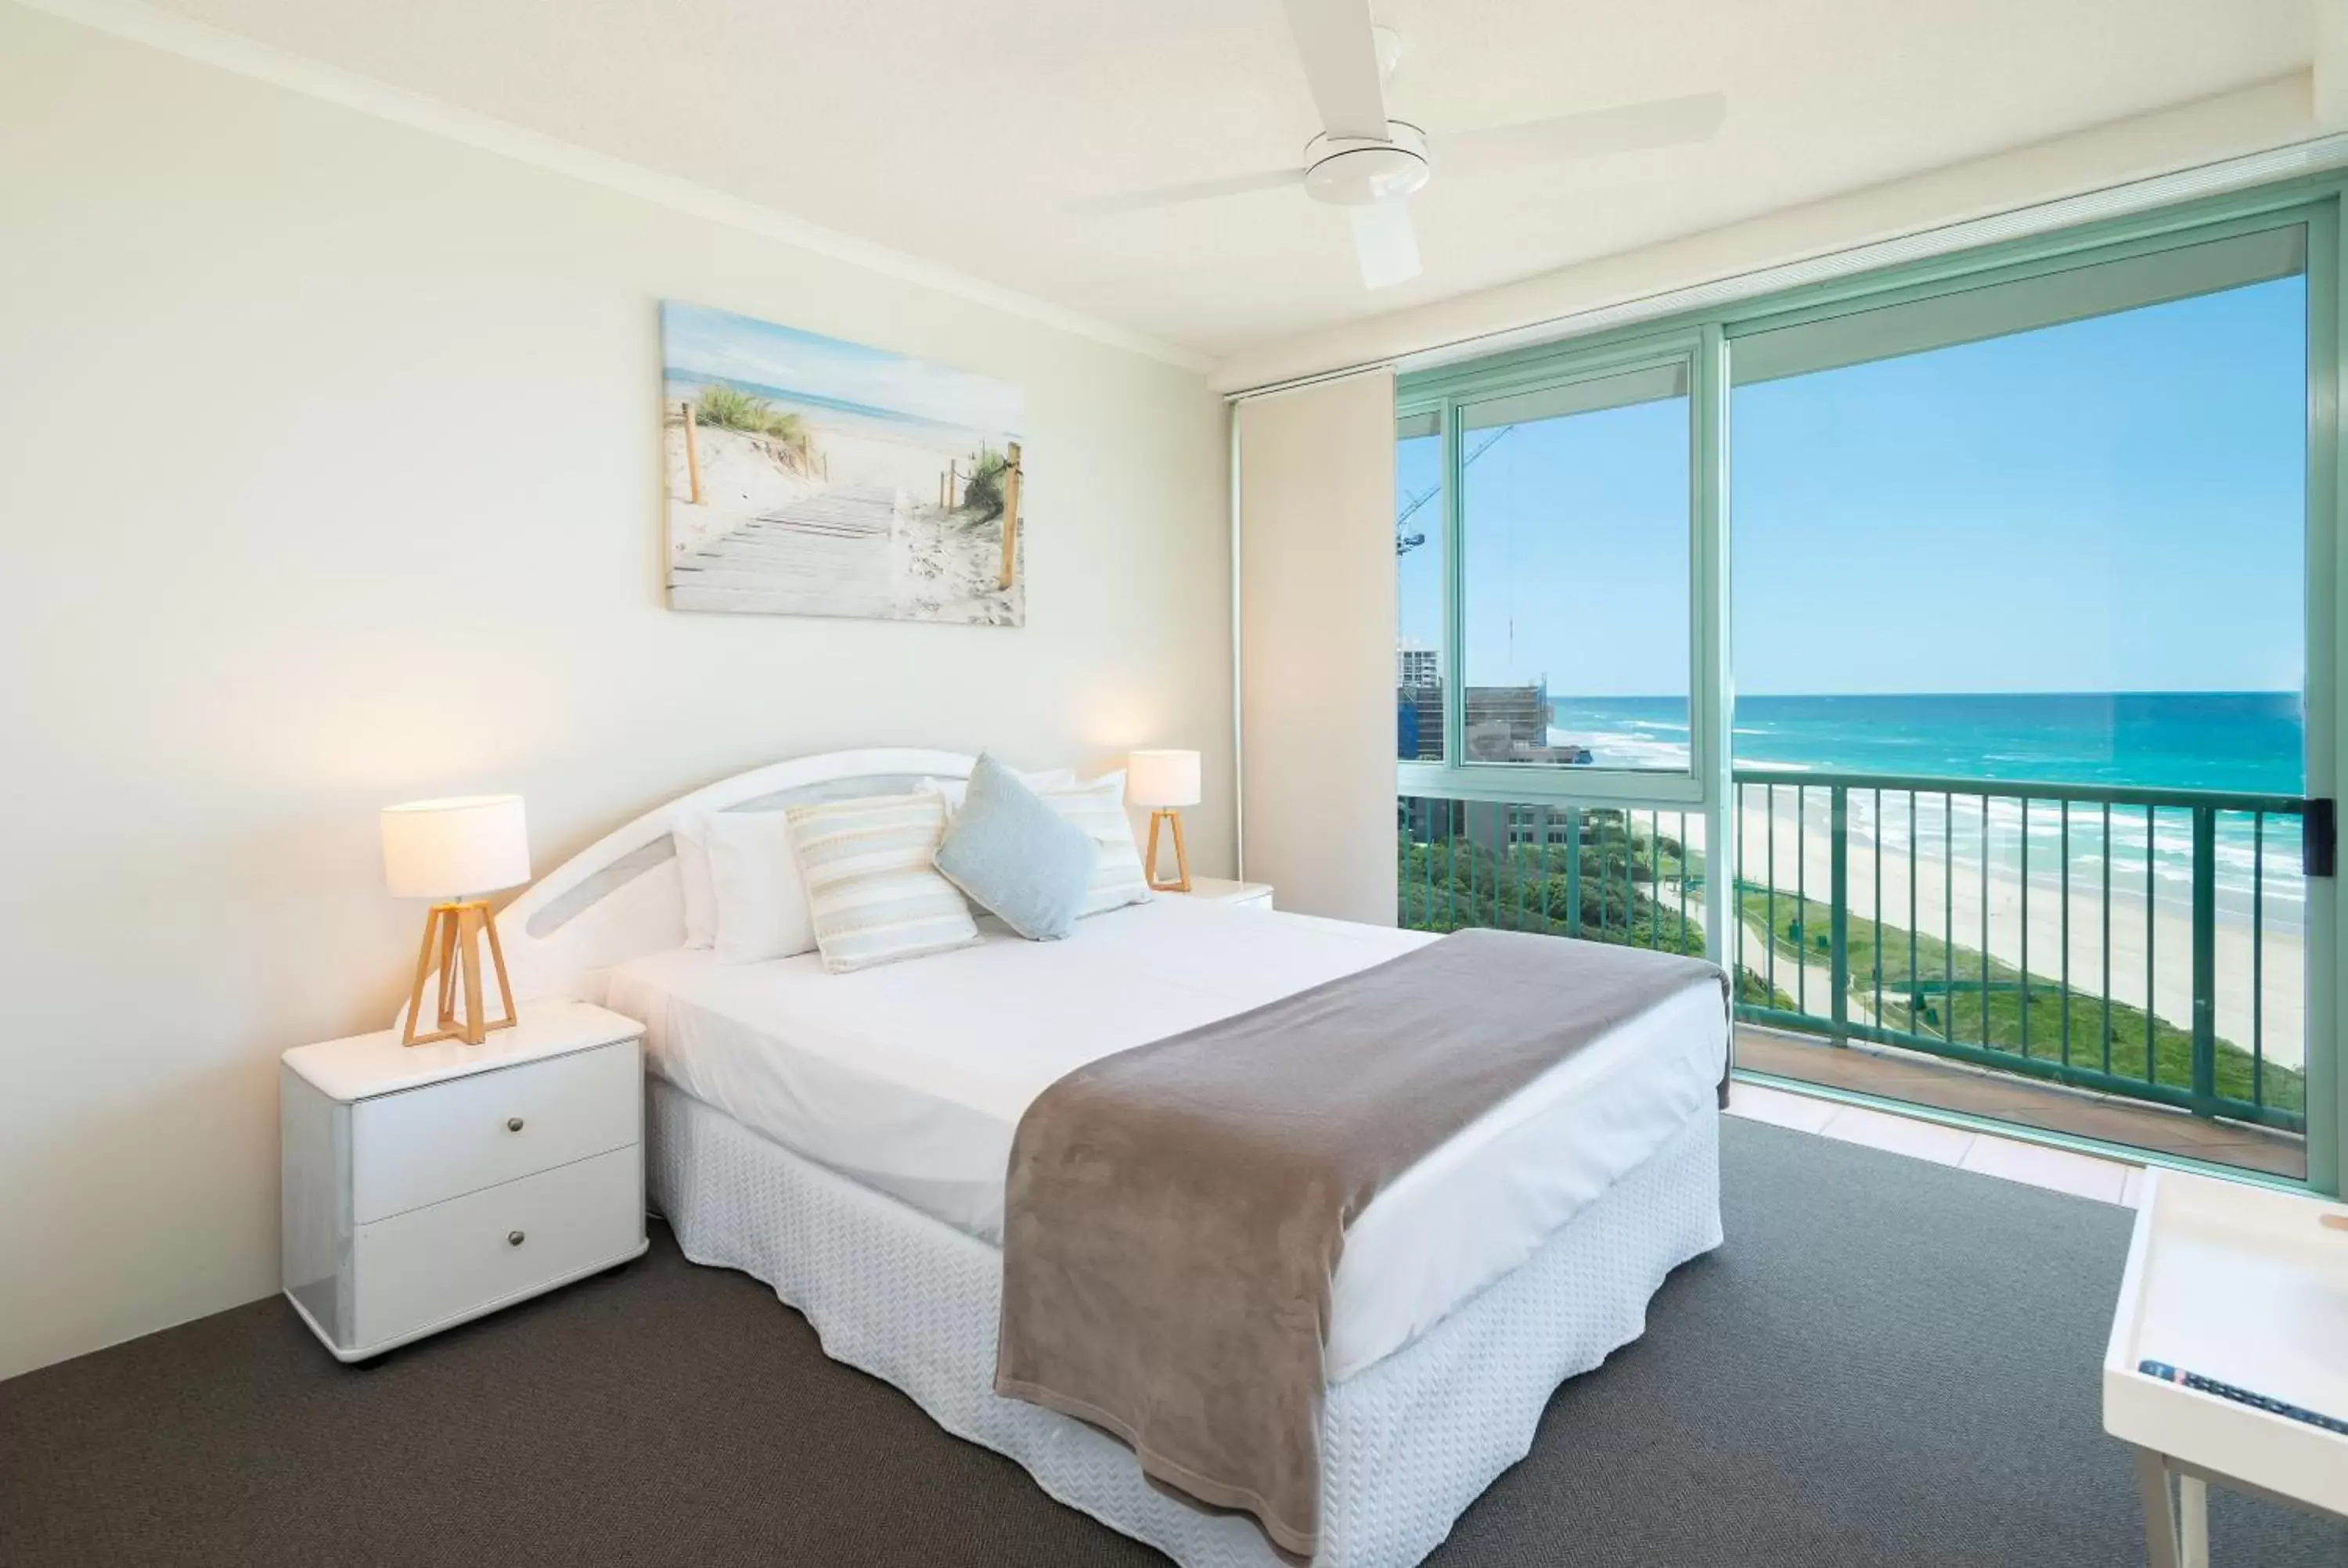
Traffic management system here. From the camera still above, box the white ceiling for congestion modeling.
[143,0,2315,361]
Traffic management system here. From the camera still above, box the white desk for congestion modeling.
[2103,1169,2348,1567]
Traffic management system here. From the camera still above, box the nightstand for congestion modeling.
[1174,876,1274,910]
[280,999,649,1362]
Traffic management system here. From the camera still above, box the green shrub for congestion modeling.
[1737,885,2303,1113]
[961,448,1010,521]
[694,384,809,460]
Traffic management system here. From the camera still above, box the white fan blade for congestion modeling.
[1066,167,1304,217]
[1280,0,1389,140]
[1431,92,1726,169]
[1349,197,1421,290]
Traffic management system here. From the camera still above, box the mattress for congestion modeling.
[607,896,1726,1381]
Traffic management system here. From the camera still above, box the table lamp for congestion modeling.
[1128,749,1201,894]
[382,795,531,1047]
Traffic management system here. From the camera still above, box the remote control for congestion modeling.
[2137,1361,2348,1437]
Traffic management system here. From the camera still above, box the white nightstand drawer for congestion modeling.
[351,1040,640,1223]
[1174,877,1273,910]
[351,1145,643,1351]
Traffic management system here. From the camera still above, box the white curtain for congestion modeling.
[1236,369,1397,925]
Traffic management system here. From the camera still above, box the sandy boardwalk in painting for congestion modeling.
[666,423,1018,623]
[673,482,899,618]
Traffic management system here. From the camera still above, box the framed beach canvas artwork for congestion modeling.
[661,300,1025,624]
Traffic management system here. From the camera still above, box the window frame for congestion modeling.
[1393,182,2341,1197]
[1722,204,2320,359]
[1397,326,1718,808]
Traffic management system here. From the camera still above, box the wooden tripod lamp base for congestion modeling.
[1143,807,1192,894]
[382,794,532,1048]
[402,899,518,1047]
[1129,750,1202,896]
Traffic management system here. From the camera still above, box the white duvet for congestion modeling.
[607,895,1726,1382]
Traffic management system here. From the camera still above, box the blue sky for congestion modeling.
[1399,276,2307,697]
[661,300,1021,437]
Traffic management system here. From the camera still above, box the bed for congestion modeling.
[489,750,1728,1567]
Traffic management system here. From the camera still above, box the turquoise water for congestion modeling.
[1546,691,2304,793]
[1546,692,2307,927]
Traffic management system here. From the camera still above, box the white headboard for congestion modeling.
[493,747,976,1007]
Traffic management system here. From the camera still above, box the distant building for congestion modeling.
[1464,681,1592,765]
[1395,655,1592,766]
[1395,795,1595,852]
[1397,682,1443,760]
[1396,643,1445,761]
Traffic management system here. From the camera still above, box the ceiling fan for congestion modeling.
[1069,0,1725,291]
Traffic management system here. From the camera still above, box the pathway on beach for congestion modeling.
[1737,915,1876,1028]
[668,484,896,617]
[1646,879,1876,1028]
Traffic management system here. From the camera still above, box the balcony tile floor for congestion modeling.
[1726,1078,2145,1207]
[1955,1131,2132,1203]
[1731,1023,2306,1181]
[1810,1102,1981,1165]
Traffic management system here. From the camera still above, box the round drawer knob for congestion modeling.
[506,1117,524,1132]
[506,1230,526,1247]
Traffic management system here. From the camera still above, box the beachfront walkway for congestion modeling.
[1647,880,1879,1029]
[668,483,895,617]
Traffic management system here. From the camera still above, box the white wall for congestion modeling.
[0,7,1232,1379]
[1237,373,1398,926]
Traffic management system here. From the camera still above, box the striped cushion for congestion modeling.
[1038,773,1153,919]
[783,791,980,973]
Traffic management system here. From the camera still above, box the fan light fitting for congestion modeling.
[1302,123,1428,207]
[1065,2,1723,292]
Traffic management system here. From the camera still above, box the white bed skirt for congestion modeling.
[647,1078,1723,1568]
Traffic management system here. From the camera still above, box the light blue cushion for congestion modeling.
[932,753,1097,941]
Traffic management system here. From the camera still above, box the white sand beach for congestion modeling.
[664,417,1021,624]
[664,419,819,560]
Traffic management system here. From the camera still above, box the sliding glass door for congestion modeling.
[1727,220,2317,1181]
[1394,183,2339,1194]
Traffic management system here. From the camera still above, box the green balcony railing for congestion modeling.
[1399,771,2310,1135]
[1729,771,2307,1134]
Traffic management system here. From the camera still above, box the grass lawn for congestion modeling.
[1736,888,2302,1117]
[1395,822,1801,1020]
[1398,817,1705,955]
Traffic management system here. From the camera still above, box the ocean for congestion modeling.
[1547,691,2309,927]
[1547,691,2305,793]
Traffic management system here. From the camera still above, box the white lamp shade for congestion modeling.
[1127,749,1201,808]
[381,795,531,899]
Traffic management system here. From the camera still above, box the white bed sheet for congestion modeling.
[607,896,1726,1381]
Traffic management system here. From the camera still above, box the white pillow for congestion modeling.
[1038,771,1153,918]
[786,791,980,973]
[922,766,1075,816]
[704,809,819,966]
[672,811,718,950]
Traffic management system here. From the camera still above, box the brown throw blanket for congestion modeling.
[994,928,1730,1559]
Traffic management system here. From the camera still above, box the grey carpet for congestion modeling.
[3,1119,2340,1566]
